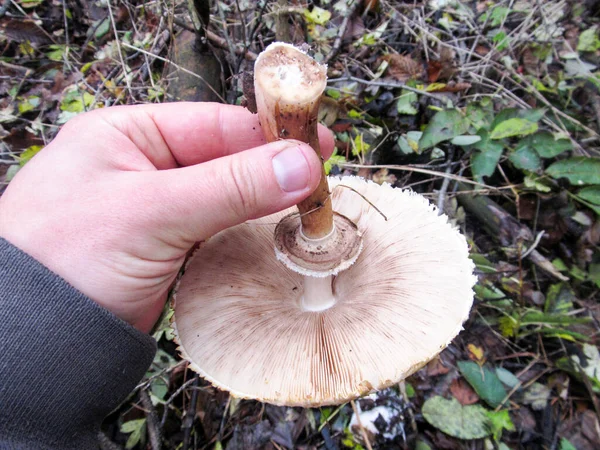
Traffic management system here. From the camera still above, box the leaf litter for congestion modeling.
[1,0,600,449]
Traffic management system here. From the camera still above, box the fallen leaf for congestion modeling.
[382,54,423,82]
[467,344,486,363]
[422,396,491,439]
[546,158,600,185]
[450,378,480,405]
[458,361,508,408]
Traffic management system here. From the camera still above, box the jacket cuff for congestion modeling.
[0,238,157,449]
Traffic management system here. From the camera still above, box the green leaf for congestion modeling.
[559,438,578,450]
[520,131,572,158]
[422,396,491,440]
[46,44,68,61]
[125,423,144,450]
[396,90,418,115]
[590,263,600,289]
[546,157,600,185]
[60,89,95,113]
[492,31,509,51]
[452,135,482,146]
[491,108,545,129]
[419,109,469,150]
[495,367,520,389]
[415,441,432,450]
[458,361,508,408]
[120,418,146,433]
[324,150,346,174]
[470,130,504,182]
[509,145,541,171]
[578,27,600,52]
[304,6,331,25]
[577,186,600,210]
[523,174,552,192]
[466,99,494,131]
[486,409,515,441]
[19,145,43,166]
[491,118,539,140]
[545,283,574,314]
[17,96,41,114]
[470,253,496,273]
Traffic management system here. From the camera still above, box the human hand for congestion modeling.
[0,103,334,332]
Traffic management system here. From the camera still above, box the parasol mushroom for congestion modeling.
[172,43,476,407]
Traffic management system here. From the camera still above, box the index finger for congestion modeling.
[99,102,335,168]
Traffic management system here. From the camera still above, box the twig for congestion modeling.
[329,76,447,103]
[216,0,237,67]
[106,0,134,101]
[140,390,162,450]
[182,376,200,450]
[173,18,257,60]
[320,424,338,450]
[436,147,454,215]
[160,377,200,428]
[341,163,503,190]
[399,381,417,434]
[324,0,361,64]
[335,184,388,220]
[121,42,226,102]
[350,400,373,450]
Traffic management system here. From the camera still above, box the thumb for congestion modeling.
[144,139,325,242]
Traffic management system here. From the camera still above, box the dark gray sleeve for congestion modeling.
[0,238,157,450]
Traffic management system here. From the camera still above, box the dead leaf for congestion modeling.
[427,81,471,93]
[0,19,52,46]
[521,46,541,76]
[450,378,480,405]
[427,355,451,376]
[318,97,340,127]
[467,344,486,364]
[382,54,423,82]
[372,168,397,185]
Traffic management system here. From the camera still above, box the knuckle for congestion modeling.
[224,158,259,220]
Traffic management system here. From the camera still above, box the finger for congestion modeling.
[90,102,335,169]
[138,139,323,242]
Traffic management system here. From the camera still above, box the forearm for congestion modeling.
[0,238,156,449]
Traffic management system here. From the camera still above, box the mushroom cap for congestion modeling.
[173,176,476,406]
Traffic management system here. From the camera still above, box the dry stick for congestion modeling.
[436,147,454,215]
[182,376,200,450]
[341,163,504,190]
[106,0,134,101]
[160,377,200,427]
[254,43,333,238]
[140,390,162,450]
[323,0,361,64]
[173,18,257,60]
[350,400,373,450]
[335,184,388,221]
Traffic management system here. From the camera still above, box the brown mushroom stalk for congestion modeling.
[253,41,332,238]
[254,42,363,277]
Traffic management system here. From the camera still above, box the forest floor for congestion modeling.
[1,0,600,449]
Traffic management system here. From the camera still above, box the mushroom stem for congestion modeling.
[301,276,335,311]
[254,42,333,239]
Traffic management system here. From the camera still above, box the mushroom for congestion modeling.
[172,43,475,407]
